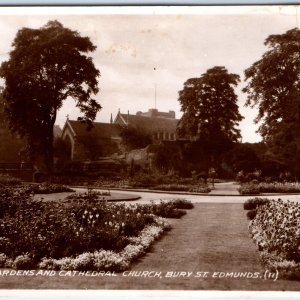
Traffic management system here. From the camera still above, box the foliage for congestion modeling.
[223,143,261,174]
[243,28,300,178]
[153,143,183,174]
[0,188,191,269]
[0,20,100,173]
[238,183,261,195]
[0,186,33,218]
[171,199,194,209]
[13,254,35,270]
[243,197,270,210]
[0,174,22,186]
[0,95,25,163]
[177,66,243,171]
[27,183,74,194]
[151,183,210,193]
[249,199,300,278]
[37,222,167,272]
[246,210,257,220]
[120,126,152,151]
[53,137,71,169]
[239,182,300,195]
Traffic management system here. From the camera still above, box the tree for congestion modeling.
[0,20,101,174]
[120,126,152,151]
[0,93,25,162]
[243,28,300,177]
[153,143,183,174]
[177,66,243,171]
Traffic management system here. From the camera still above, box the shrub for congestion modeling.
[38,222,169,272]
[151,184,211,193]
[239,182,300,195]
[246,209,257,220]
[238,183,261,195]
[0,188,185,265]
[248,199,300,278]
[13,254,35,270]
[0,186,33,218]
[0,253,8,268]
[243,198,270,210]
[258,182,300,193]
[171,199,194,209]
[0,174,21,186]
[27,183,74,194]
[151,184,189,191]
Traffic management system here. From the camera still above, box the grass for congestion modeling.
[1,203,300,290]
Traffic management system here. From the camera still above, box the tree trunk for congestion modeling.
[44,124,54,180]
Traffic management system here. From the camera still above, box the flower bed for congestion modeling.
[26,183,74,194]
[239,182,300,195]
[0,174,21,186]
[247,198,300,279]
[150,184,211,193]
[0,187,192,271]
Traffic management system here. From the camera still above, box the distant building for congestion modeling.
[61,108,180,161]
[114,108,179,142]
[61,119,122,161]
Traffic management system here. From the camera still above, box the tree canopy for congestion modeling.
[120,126,152,151]
[177,66,243,170]
[0,94,25,162]
[243,28,300,176]
[0,20,101,173]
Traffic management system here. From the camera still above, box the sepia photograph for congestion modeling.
[0,5,299,295]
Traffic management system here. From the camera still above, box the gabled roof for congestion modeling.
[67,120,122,139]
[118,113,179,132]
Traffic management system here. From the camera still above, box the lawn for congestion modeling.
[1,203,300,290]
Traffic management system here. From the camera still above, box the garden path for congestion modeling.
[209,182,240,195]
[102,203,300,290]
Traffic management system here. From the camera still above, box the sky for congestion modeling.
[0,6,298,143]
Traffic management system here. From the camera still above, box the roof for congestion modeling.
[118,113,179,132]
[67,120,122,139]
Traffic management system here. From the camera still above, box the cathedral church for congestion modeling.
[61,108,179,161]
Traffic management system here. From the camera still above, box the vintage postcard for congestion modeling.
[0,5,299,298]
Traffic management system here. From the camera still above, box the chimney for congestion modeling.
[127,110,129,125]
[110,113,113,124]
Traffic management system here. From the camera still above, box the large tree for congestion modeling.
[0,20,101,174]
[243,28,300,177]
[120,126,152,151]
[0,93,25,162]
[177,66,243,170]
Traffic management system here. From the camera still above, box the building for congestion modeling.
[114,108,179,142]
[61,119,122,161]
[61,108,179,161]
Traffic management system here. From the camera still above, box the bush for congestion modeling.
[27,183,74,194]
[246,209,257,220]
[13,254,35,270]
[171,199,194,209]
[259,182,300,193]
[0,186,33,218]
[239,182,300,195]
[238,183,261,195]
[248,199,300,278]
[243,198,270,210]
[0,174,21,186]
[0,188,190,268]
[37,222,168,272]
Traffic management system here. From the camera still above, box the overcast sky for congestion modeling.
[0,6,297,142]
